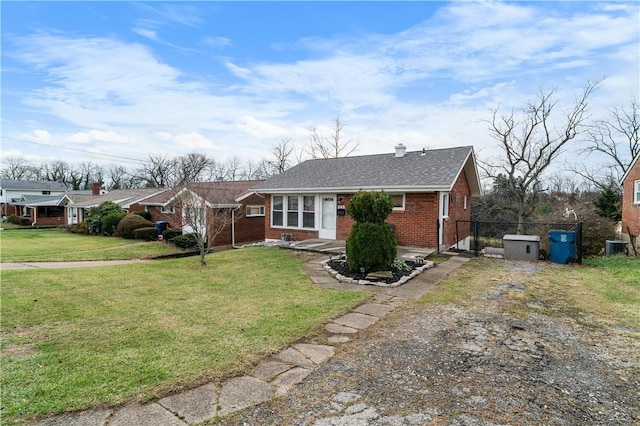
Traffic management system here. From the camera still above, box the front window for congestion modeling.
[161,205,175,214]
[271,195,316,229]
[303,196,315,228]
[246,205,265,217]
[390,193,405,210]
[635,180,640,204]
[287,196,299,227]
[272,196,283,226]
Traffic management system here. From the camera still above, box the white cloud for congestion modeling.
[173,132,218,151]
[3,2,637,172]
[132,27,159,41]
[67,129,134,145]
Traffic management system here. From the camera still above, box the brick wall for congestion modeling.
[263,195,319,241]
[442,170,472,248]
[335,193,440,247]
[147,206,181,228]
[622,160,640,252]
[262,169,474,249]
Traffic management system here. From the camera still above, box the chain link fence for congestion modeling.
[455,220,583,264]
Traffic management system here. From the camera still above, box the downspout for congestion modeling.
[231,206,241,249]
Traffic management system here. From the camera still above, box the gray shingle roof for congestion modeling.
[0,179,68,191]
[71,188,166,208]
[254,146,479,194]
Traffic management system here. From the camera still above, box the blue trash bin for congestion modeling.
[154,221,169,236]
[548,230,576,264]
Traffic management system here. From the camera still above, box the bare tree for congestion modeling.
[268,137,295,175]
[568,98,639,189]
[138,154,176,188]
[307,118,359,159]
[175,153,214,184]
[481,82,599,233]
[172,183,242,266]
[223,157,242,181]
[0,157,37,180]
[38,160,74,184]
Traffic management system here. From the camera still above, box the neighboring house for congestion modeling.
[68,186,168,226]
[0,179,68,219]
[142,180,266,248]
[620,154,640,254]
[253,144,481,250]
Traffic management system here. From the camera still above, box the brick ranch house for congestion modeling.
[252,145,481,250]
[140,180,266,248]
[621,154,640,254]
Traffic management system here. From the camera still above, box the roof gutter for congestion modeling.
[259,185,454,194]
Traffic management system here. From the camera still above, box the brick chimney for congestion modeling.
[394,143,407,158]
[92,182,101,195]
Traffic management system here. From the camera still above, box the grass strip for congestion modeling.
[1,247,368,424]
[1,228,182,262]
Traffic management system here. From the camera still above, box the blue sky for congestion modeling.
[1,1,639,172]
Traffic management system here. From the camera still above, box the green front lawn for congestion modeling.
[0,228,182,262]
[1,247,368,424]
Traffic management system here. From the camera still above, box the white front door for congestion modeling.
[319,195,336,239]
[439,192,450,247]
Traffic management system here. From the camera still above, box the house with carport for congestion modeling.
[0,179,69,222]
[252,144,481,250]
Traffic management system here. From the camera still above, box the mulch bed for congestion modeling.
[326,259,418,284]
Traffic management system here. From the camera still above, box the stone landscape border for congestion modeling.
[322,258,436,287]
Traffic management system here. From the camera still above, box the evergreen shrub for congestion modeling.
[116,213,153,239]
[345,191,397,272]
[162,228,182,242]
[173,233,199,249]
[133,226,160,241]
[102,211,126,236]
[134,210,152,221]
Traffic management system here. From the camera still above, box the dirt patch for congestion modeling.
[218,262,640,426]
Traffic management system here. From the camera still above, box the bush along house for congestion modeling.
[253,144,481,251]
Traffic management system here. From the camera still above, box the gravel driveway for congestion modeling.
[218,262,640,426]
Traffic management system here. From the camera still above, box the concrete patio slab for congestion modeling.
[271,367,313,396]
[158,383,217,424]
[276,347,316,368]
[109,403,186,426]
[333,312,380,330]
[353,303,395,318]
[328,335,352,343]
[252,360,292,381]
[35,409,111,426]
[218,376,272,416]
[326,322,359,334]
[293,343,335,365]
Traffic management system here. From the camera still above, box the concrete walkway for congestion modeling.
[31,253,470,426]
[0,259,148,270]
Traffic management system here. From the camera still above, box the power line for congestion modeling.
[1,136,150,164]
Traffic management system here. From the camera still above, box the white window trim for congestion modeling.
[246,205,265,217]
[634,180,640,204]
[464,195,468,210]
[389,193,405,211]
[271,194,317,229]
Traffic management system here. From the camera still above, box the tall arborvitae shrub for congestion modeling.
[345,191,397,272]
